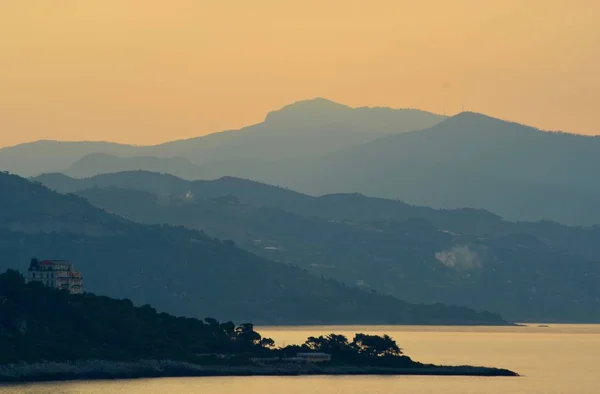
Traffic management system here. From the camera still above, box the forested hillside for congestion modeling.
[0,172,504,325]
[37,171,600,322]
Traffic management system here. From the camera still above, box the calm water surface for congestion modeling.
[2,324,599,394]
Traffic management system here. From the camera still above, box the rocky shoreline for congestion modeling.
[0,360,518,383]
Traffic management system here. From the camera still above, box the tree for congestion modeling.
[0,269,25,291]
[305,334,351,354]
[353,333,402,357]
[305,335,326,351]
[259,337,275,348]
[219,321,235,336]
[235,322,255,335]
[204,317,219,326]
[235,323,262,348]
[0,269,414,366]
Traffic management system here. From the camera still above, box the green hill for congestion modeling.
[0,270,516,381]
[0,172,504,325]
[35,171,600,322]
[0,269,268,363]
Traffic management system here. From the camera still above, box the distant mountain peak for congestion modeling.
[442,111,573,135]
[264,98,351,124]
[262,98,447,134]
[428,111,542,138]
[449,111,505,123]
[277,97,350,111]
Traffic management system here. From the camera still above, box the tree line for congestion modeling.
[0,270,413,368]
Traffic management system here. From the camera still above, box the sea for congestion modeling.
[2,324,598,394]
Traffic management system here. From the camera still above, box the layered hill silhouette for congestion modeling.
[9,102,600,225]
[0,171,506,325]
[0,98,445,178]
[35,171,501,231]
[276,112,600,225]
[63,153,203,180]
[35,171,600,322]
[0,141,140,179]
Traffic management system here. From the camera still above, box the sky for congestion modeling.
[1,0,599,147]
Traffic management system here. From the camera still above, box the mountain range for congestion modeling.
[35,171,600,322]
[4,98,600,225]
[3,97,600,323]
[279,112,600,225]
[0,171,504,325]
[0,98,445,178]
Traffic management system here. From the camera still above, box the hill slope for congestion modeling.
[8,107,600,225]
[0,172,504,325]
[35,171,600,322]
[0,98,445,177]
[63,154,204,180]
[32,110,600,226]
[151,98,446,163]
[0,141,139,178]
[0,269,274,363]
[34,171,500,231]
[267,112,600,225]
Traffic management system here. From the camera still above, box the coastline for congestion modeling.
[0,360,518,383]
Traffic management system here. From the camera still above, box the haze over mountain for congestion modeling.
[63,154,203,180]
[0,98,445,178]
[176,111,598,226]
[0,141,140,180]
[276,112,600,225]
[3,1,599,149]
[35,171,600,322]
[6,99,600,225]
[0,171,504,325]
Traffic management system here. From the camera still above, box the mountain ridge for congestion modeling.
[33,170,600,322]
[263,112,600,225]
[0,98,446,177]
[7,103,600,225]
[63,153,204,180]
[0,171,507,325]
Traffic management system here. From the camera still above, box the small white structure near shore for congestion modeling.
[252,352,332,364]
[296,353,331,363]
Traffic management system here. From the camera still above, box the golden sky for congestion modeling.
[1,0,599,147]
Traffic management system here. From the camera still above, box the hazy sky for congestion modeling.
[1,0,599,147]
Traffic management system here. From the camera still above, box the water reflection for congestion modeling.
[2,324,599,394]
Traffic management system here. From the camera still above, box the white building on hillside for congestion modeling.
[27,258,84,294]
